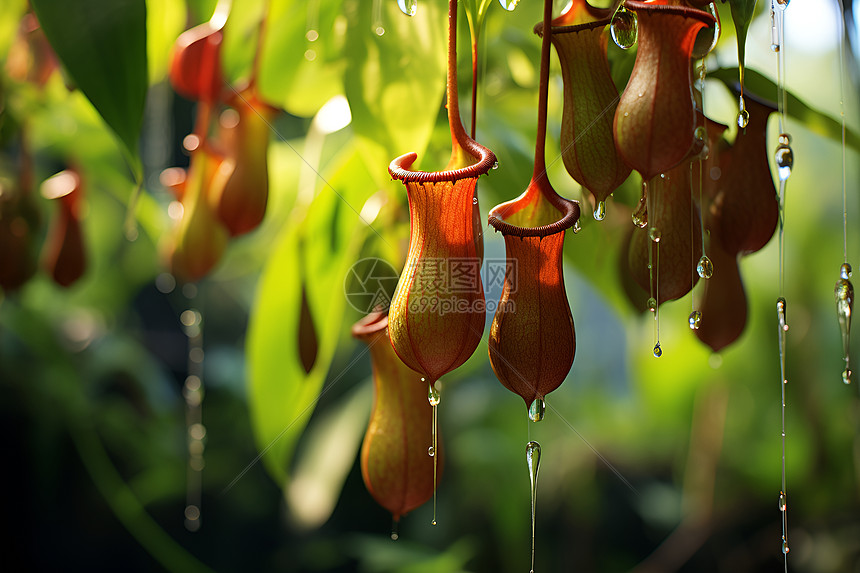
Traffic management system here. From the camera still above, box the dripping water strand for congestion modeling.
[181,303,205,532]
[773,2,790,562]
[372,0,385,36]
[835,0,853,385]
[526,441,541,573]
[648,176,663,357]
[427,380,440,526]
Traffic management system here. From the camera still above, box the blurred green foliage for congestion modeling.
[1,0,859,572]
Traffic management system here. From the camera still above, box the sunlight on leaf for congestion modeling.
[31,0,147,177]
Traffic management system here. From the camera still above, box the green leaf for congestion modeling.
[246,143,378,483]
[343,0,445,186]
[258,0,345,116]
[145,0,186,84]
[710,66,860,152]
[31,0,147,177]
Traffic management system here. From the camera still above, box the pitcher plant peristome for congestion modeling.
[352,312,438,522]
[387,0,496,384]
[488,0,580,413]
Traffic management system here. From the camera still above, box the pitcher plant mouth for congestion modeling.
[389,144,495,184]
[488,181,580,238]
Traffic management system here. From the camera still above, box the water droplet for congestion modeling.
[390,531,399,540]
[647,297,657,313]
[572,220,582,234]
[391,519,400,540]
[737,110,749,129]
[778,133,792,146]
[782,537,790,554]
[472,196,478,205]
[835,269,853,382]
[526,441,541,573]
[689,310,702,330]
[375,26,385,36]
[528,398,546,422]
[492,161,499,170]
[694,126,706,142]
[498,0,520,10]
[594,200,606,221]
[398,0,417,16]
[652,342,662,358]
[304,49,316,61]
[776,0,790,10]
[775,144,793,181]
[610,7,637,50]
[778,491,787,511]
[428,384,440,406]
[305,29,319,42]
[632,197,648,228]
[777,297,789,332]
[648,227,661,243]
[431,519,437,526]
[697,256,714,279]
[428,446,435,457]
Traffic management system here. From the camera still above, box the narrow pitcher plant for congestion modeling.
[210,85,277,237]
[387,0,496,386]
[40,169,86,287]
[613,1,714,181]
[488,0,580,416]
[537,0,629,218]
[695,93,779,351]
[353,312,438,523]
[627,165,702,303]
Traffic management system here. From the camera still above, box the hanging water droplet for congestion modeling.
[610,7,638,50]
[737,98,750,129]
[428,383,441,406]
[652,342,662,358]
[526,441,542,573]
[689,310,702,330]
[697,255,714,279]
[572,220,581,234]
[391,519,400,541]
[782,537,790,554]
[594,200,606,221]
[694,126,706,142]
[777,297,789,332]
[775,144,794,181]
[835,264,853,384]
[648,227,661,243]
[498,0,520,11]
[305,29,319,42]
[778,491,787,511]
[528,398,546,422]
[492,160,499,170]
[428,446,435,457]
[431,519,437,526]
[375,26,385,36]
[397,0,417,16]
[473,196,478,205]
[776,0,790,10]
[778,133,792,146]
[632,197,648,228]
[647,297,657,313]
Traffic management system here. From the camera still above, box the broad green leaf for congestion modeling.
[31,0,147,178]
[710,66,860,152]
[343,0,445,186]
[258,0,345,116]
[145,0,186,84]
[221,0,265,86]
[247,143,378,483]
